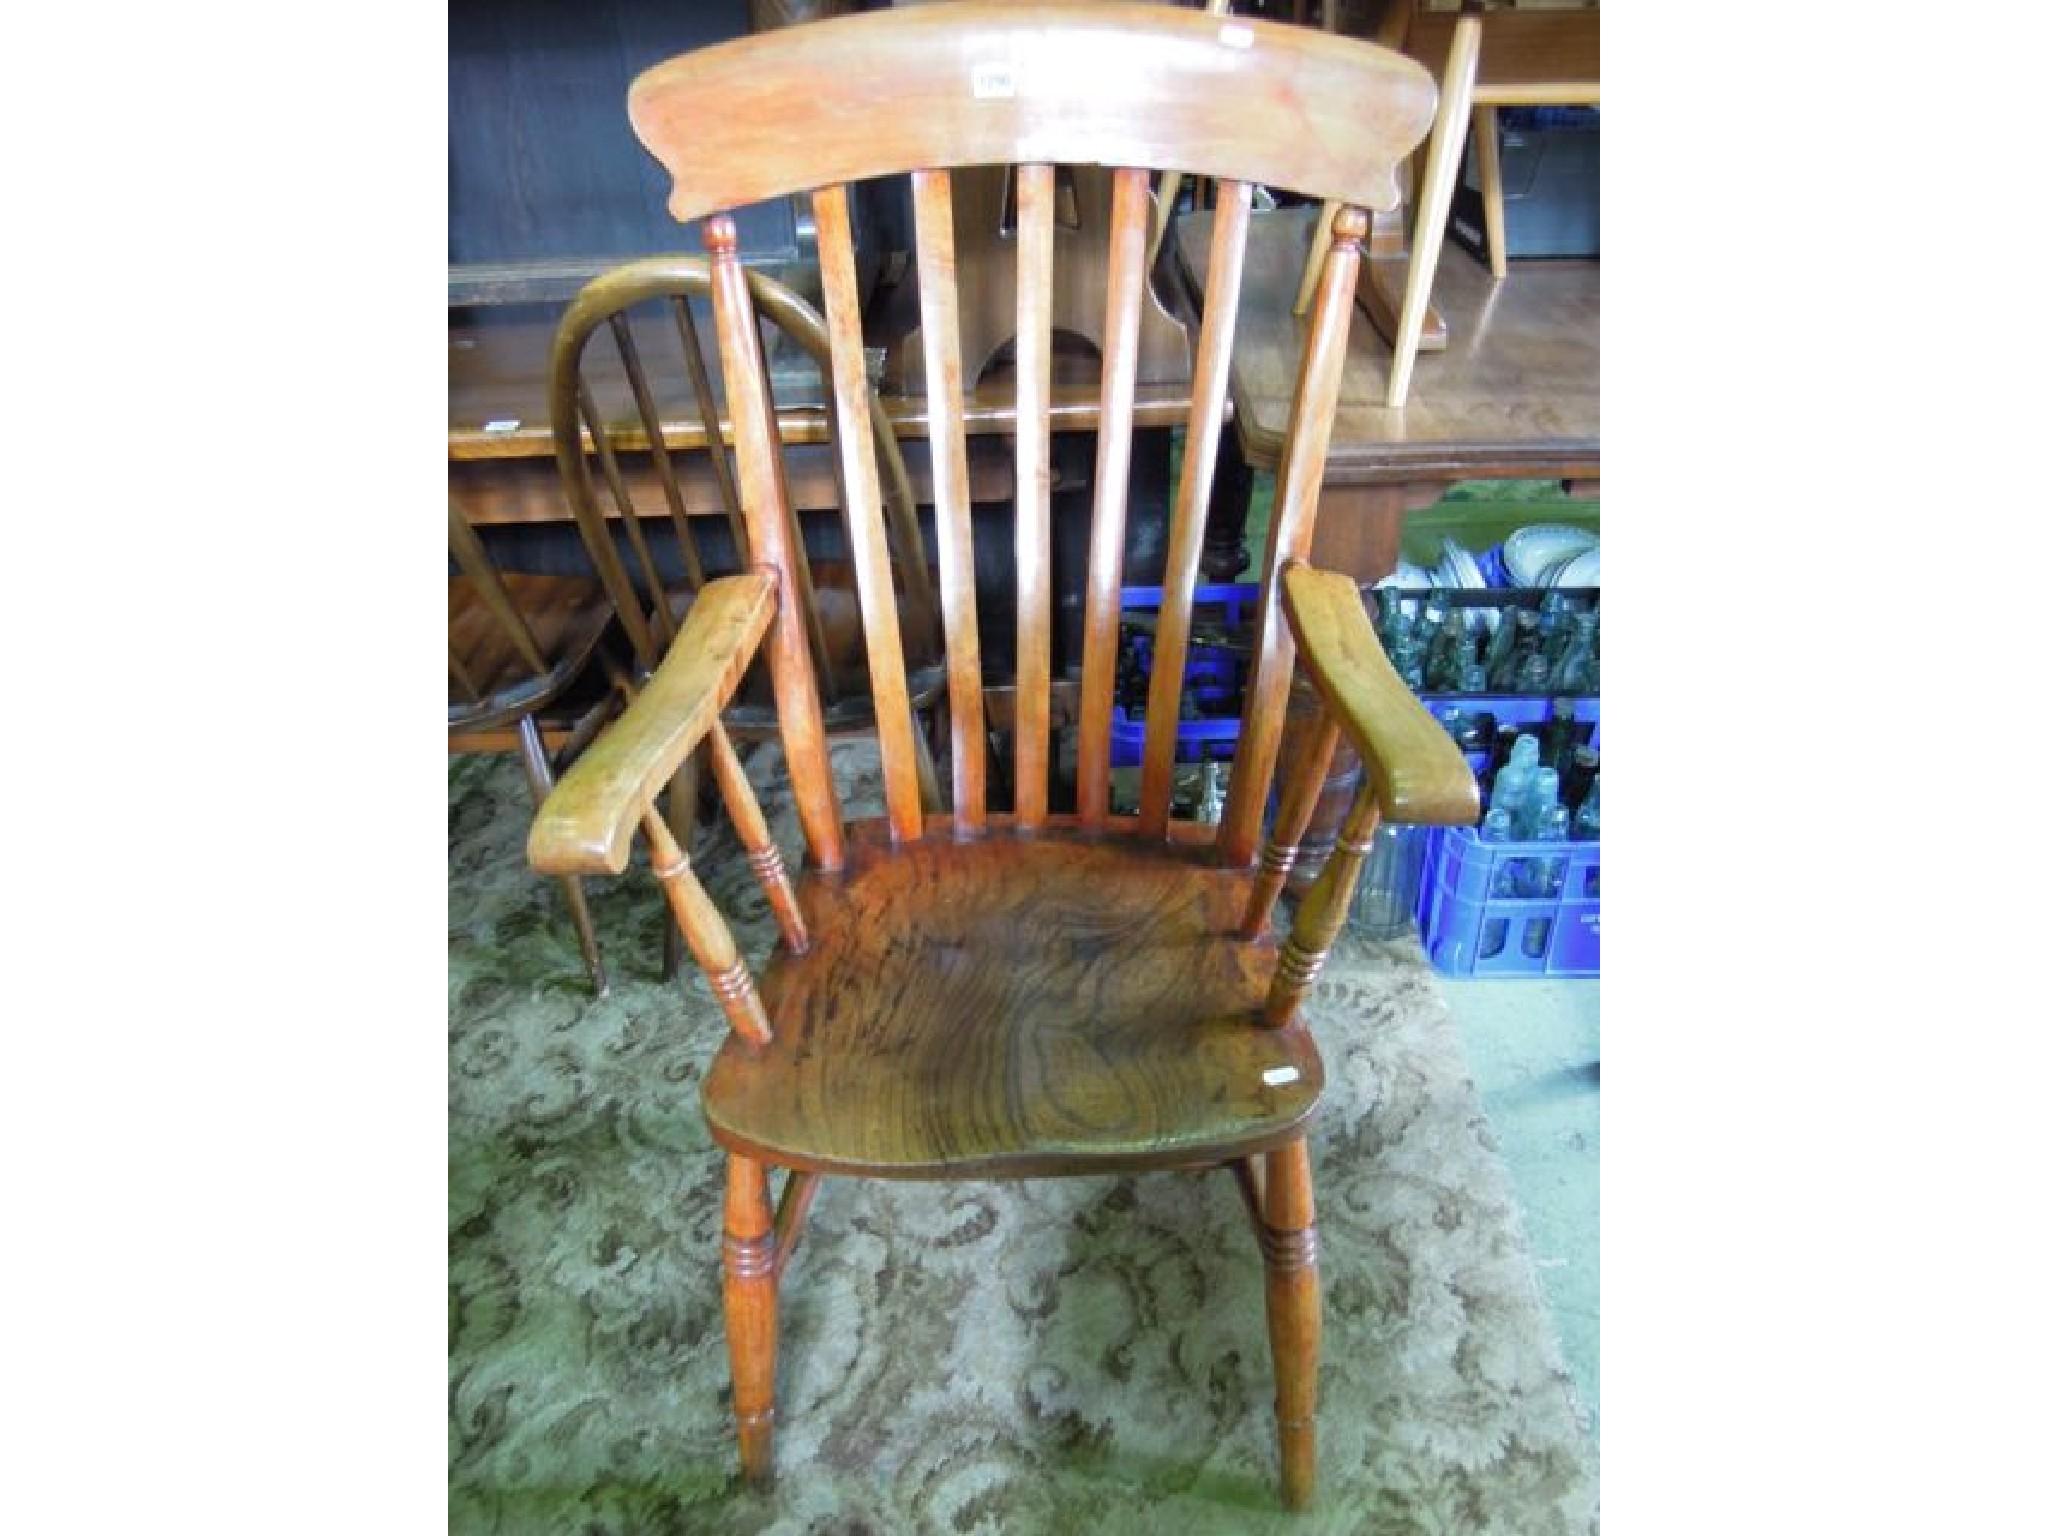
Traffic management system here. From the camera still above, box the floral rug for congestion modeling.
[450,738,1597,1534]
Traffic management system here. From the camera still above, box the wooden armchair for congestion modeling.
[526,3,1477,1509]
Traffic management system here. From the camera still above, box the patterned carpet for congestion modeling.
[450,738,1597,1534]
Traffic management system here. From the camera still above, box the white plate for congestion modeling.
[1552,547,1600,588]
[1504,524,1597,588]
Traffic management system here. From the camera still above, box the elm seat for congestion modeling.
[704,829,1324,1179]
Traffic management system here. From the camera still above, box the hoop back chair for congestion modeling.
[448,501,618,993]
[528,3,1478,1509]
[548,260,947,974]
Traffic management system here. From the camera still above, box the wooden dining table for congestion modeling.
[447,248,1205,527]
[1178,203,1599,585]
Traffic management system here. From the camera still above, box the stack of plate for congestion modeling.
[1503,524,1599,589]
[1433,538,1498,632]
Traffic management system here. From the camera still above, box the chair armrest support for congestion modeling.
[528,572,777,876]
[1278,561,1480,826]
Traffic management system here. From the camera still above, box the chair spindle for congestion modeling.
[1013,163,1056,829]
[1217,205,1369,867]
[1075,165,1152,832]
[707,215,846,871]
[672,295,751,563]
[813,182,925,843]
[1240,700,1341,940]
[642,806,772,1045]
[580,377,679,652]
[1137,178,1253,838]
[912,168,987,831]
[1263,784,1382,1028]
[609,313,708,589]
[705,717,810,953]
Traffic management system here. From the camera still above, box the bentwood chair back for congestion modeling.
[547,259,946,736]
[527,3,1478,1509]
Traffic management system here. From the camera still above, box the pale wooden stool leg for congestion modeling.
[1388,13,1481,408]
[514,715,607,996]
[1262,1136,1321,1510]
[1474,103,1508,280]
[723,1153,778,1484]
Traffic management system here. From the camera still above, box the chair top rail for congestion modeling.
[628,2,1435,223]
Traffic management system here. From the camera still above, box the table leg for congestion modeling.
[1202,427,1258,582]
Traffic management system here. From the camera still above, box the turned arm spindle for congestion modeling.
[1241,702,1342,941]
[642,806,773,1046]
[1263,786,1383,1028]
[704,717,810,955]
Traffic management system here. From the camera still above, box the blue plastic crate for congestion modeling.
[1409,695,1600,977]
[1415,823,1600,977]
[1109,582,1261,768]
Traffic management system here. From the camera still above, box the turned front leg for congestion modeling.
[1262,1137,1321,1510]
[722,1154,778,1484]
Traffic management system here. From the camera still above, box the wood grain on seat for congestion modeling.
[705,831,1323,1179]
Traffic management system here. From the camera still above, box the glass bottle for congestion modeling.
[1572,773,1600,840]
[1491,736,1540,820]
[1554,612,1597,694]
[1481,807,1520,896]
[1540,700,1579,768]
[1513,650,1552,694]
[1531,801,1573,897]
[1516,765,1561,839]
[1562,745,1600,810]
[1373,582,1405,645]
[1485,607,1528,690]
[1394,636,1426,692]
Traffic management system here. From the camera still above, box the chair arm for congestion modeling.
[1278,561,1481,826]
[528,571,776,877]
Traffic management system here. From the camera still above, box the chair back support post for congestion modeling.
[706,216,846,871]
[1216,205,1370,867]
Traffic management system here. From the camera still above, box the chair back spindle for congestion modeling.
[813,182,926,843]
[1011,162,1057,830]
[672,294,752,561]
[912,168,989,832]
[1136,177,1254,839]
[1073,165,1152,832]
[609,313,709,591]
